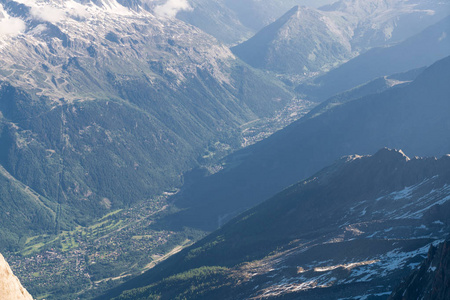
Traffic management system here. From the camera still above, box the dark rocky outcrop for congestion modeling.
[390,240,450,300]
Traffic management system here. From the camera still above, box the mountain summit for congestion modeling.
[232,5,353,74]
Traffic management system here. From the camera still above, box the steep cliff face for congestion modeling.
[0,253,33,300]
[389,240,450,300]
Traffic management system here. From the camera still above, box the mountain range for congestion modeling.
[0,0,293,251]
[232,0,450,76]
[100,148,450,299]
[96,53,450,300]
[0,0,449,299]
[177,0,337,45]
[166,55,450,232]
[298,14,450,101]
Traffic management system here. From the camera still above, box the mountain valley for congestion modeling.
[0,0,297,252]
[0,0,448,299]
[164,55,450,233]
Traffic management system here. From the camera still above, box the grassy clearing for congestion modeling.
[20,215,124,256]
[99,209,123,221]
[131,235,152,240]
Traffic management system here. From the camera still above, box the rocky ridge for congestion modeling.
[0,253,33,300]
[0,0,234,102]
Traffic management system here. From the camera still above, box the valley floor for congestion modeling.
[6,194,203,299]
[5,98,315,300]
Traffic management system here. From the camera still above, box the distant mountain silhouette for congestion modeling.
[298,15,450,101]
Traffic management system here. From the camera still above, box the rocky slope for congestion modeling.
[100,148,450,299]
[389,240,450,300]
[232,0,450,76]
[0,0,293,250]
[0,253,33,300]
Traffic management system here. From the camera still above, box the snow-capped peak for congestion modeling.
[0,0,234,101]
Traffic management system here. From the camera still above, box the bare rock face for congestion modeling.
[0,253,33,300]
